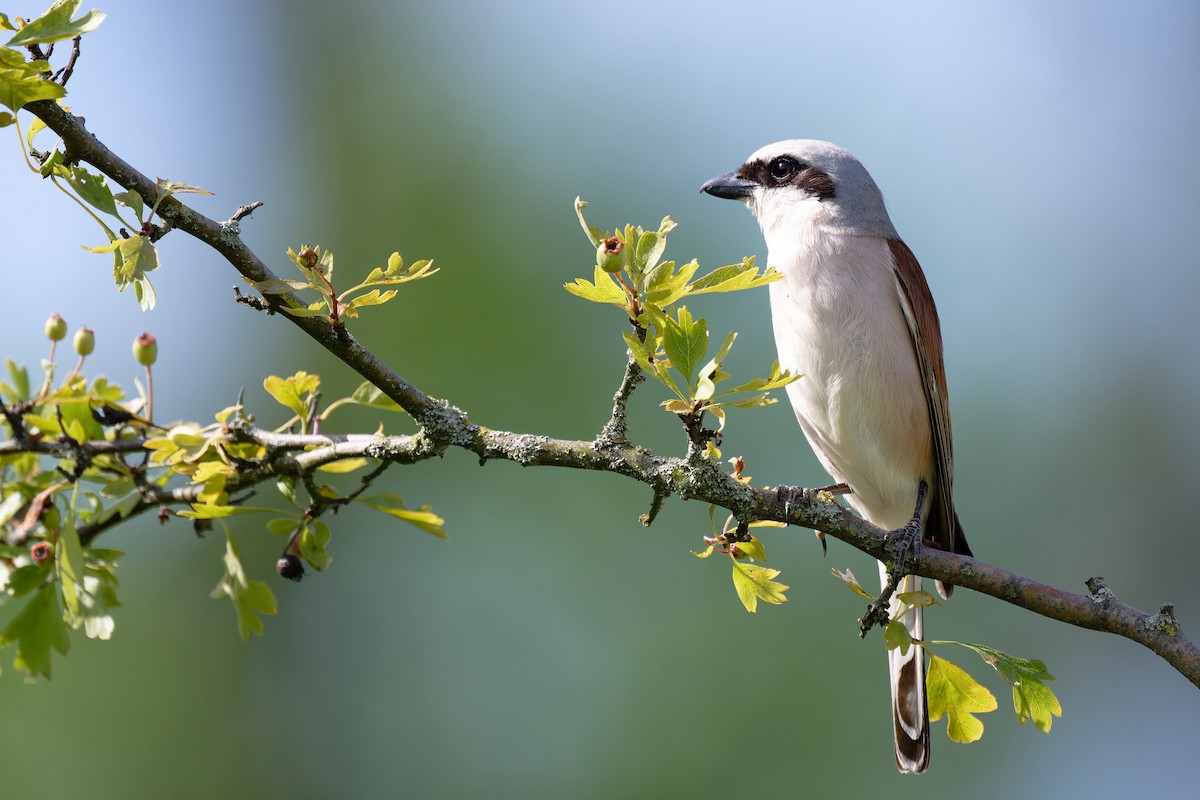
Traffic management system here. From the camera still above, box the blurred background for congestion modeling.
[2,0,1198,797]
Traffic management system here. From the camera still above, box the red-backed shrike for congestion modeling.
[702,140,972,773]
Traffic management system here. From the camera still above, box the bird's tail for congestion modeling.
[880,561,929,773]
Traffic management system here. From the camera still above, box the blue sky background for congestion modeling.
[1,1,1198,797]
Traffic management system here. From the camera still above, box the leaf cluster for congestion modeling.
[566,199,797,454]
[251,247,437,323]
[1,328,443,674]
[831,569,1063,745]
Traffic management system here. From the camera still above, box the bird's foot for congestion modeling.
[859,480,930,637]
[774,484,836,555]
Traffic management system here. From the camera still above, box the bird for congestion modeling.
[701,139,972,773]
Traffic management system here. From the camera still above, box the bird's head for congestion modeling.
[702,139,897,241]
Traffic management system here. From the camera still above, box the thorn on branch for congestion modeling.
[222,201,263,234]
[233,286,272,312]
[52,36,83,87]
[640,490,667,527]
[1148,604,1181,637]
[1086,576,1117,605]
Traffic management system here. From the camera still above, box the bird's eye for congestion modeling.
[768,157,799,182]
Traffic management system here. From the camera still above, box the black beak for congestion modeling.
[701,171,756,200]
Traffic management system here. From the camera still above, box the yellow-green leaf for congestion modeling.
[318,458,368,474]
[210,532,276,640]
[1013,675,1062,733]
[358,493,446,538]
[832,566,875,600]
[884,620,913,655]
[927,654,998,744]
[6,0,106,47]
[731,560,788,613]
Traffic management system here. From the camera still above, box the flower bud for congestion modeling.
[133,332,158,366]
[73,326,95,356]
[44,314,67,341]
[597,236,624,274]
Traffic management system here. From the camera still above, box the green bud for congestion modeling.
[133,332,158,366]
[73,326,95,357]
[597,236,624,274]
[44,313,67,341]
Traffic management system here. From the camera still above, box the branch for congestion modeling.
[19,100,1199,690]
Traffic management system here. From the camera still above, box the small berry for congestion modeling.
[30,541,53,563]
[597,236,624,274]
[45,314,67,341]
[73,326,95,356]
[132,332,158,366]
[277,554,305,582]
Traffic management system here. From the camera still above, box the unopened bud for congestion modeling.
[133,332,158,366]
[45,314,67,341]
[298,247,318,269]
[597,236,624,274]
[73,326,95,356]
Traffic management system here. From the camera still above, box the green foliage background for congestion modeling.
[1,0,1198,797]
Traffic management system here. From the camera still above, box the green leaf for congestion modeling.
[348,381,404,412]
[832,565,872,599]
[6,0,106,47]
[358,493,446,538]
[65,166,119,218]
[266,517,300,536]
[84,234,160,306]
[113,190,144,223]
[730,559,788,613]
[341,288,398,315]
[250,278,316,295]
[927,653,998,744]
[6,358,30,402]
[317,457,368,474]
[884,620,913,655]
[55,516,85,618]
[210,532,276,640]
[687,258,782,296]
[574,196,601,247]
[718,360,800,397]
[730,534,766,561]
[150,177,211,219]
[298,520,332,571]
[61,547,121,640]
[635,230,667,273]
[564,265,627,306]
[0,583,70,680]
[178,503,274,519]
[4,562,52,598]
[939,641,1062,733]
[0,50,66,113]
[1012,674,1062,733]
[278,302,329,318]
[621,330,657,376]
[695,331,736,403]
[263,372,320,418]
[661,306,709,396]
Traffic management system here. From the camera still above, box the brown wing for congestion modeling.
[887,239,970,558]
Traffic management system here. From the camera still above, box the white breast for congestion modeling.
[766,230,932,530]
